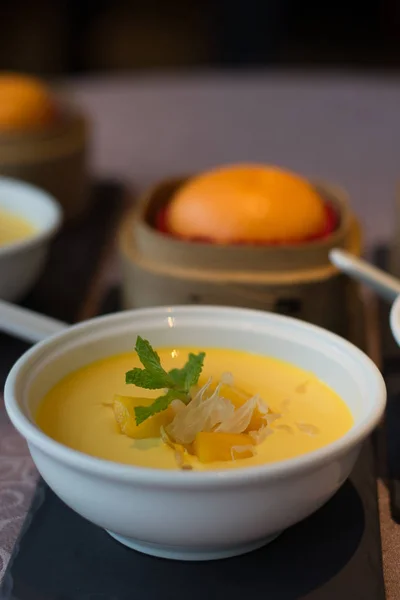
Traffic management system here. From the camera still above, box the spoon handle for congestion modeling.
[330,249,400,303]
[0,299,66,344]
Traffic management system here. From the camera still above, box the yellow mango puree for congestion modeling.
[36,347,354,471]
[0,209,36,246]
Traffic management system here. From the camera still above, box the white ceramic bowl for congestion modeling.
[0,177,62,301]
[4,306,385,561]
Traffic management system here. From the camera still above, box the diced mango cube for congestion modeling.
[193,431,255,463]
[217,384,268,431]
[113,395,174,439]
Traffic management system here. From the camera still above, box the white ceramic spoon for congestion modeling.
[0,298,66,343]
[329,248,400,346]
[330,249,400,302]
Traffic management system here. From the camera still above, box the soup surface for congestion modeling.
[0,209,36,246]
[36,347,353,471]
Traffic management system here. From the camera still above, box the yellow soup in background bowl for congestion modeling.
[0,208,36,247]
[0,177,61,300]
[4,305,385,560]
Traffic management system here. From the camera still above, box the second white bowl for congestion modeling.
[0,177,62,301]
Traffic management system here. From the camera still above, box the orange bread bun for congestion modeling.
[0,73,58,131]
[165,165,327,244]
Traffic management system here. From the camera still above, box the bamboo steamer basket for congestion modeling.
[0,110,89,221]
[119,177,362,335]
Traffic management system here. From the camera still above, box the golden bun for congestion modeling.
[0,73,58,131]
[166,164,327,244]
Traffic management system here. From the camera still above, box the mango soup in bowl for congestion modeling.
[5,306,385,560]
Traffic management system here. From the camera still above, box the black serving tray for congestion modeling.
[0,232,386,599]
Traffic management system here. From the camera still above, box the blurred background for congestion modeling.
[1,0,400,74]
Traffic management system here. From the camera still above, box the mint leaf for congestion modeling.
[135,336,171,383]
[134,390,183,425]
[168,367,187,388]
[125,367,170,389]
[168,352,205,392]
[184,352,205,390]
[134,405,154,425]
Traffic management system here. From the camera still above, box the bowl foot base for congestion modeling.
[106,530,282,561]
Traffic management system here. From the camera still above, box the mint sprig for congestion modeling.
[134,390,184,424]
[168,352,206,390]
[125,368,171,390]
[125,336,205,425]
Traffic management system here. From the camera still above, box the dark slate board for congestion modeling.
[0,442,384,600]
[0,232,386,599]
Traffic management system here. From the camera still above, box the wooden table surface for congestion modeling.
[2,71,400,597]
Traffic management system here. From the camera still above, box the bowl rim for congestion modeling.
[0,176,62,256]
[5,305,386,488]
